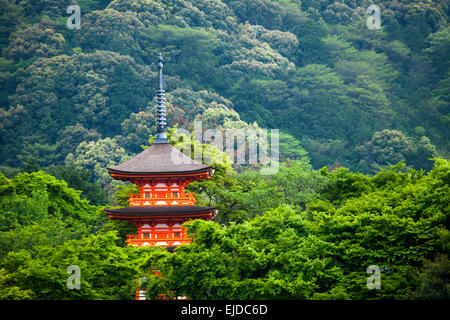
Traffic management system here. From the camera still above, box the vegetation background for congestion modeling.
[0,0,448,299]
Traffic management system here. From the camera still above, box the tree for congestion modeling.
[107,0,166,26]
[142,159,449,300]
[0,0,24,50]
[0,170,103,269]
[140,24,224,88]
[227,0,285,30]
[2,51,153,167]
[116,111,155,154]
[356,129,438,172]
[407,136,438,171]
[272,158,332,210]
[65,137,130,191]
[356,129,411,167]
[18,0,77,18]
[46,164,108,205]
[76,0,111,12]
[57,123,101,160]
[252,26,299,59]
[287,64,356,141]
[424,26,450,79]
[143,205,320,299]
[4,18,65,61]
[407,254,449,300]
[147,88,248,133]
[75,9,146,60]
[0,232,147,299]
[221,22,295,79]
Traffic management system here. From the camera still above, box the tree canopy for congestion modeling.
[0,0,448,301]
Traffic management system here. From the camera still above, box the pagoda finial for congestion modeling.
[155,53,169,143]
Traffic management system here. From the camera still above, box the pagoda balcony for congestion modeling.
[128,193,196,206]
[126,234,191,247]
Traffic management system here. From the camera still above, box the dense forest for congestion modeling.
[0,0,449,300]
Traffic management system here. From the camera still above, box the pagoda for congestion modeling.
[105,54,216,249]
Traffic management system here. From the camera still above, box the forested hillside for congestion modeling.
[0,0,449,176]
[0,0,449,300]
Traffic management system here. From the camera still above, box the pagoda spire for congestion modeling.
[106,53,216,300]
[155,53,169,143]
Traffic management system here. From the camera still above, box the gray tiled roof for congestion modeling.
[105,205,215,216]
[107,142,211,175]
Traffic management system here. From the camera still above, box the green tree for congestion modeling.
[5,18,65,61]
[0,171,100,233]
[46,164,108,205]
[424,26,450,79]
[407,254,449,300]
[0,232,147,299]
[0,0,24,50]
[65,137,130,191]
[142,159,449,300]
[356,129,438,172]
[57,123,101,160]
[18,0,77,18]
[140,24,224,89]
[75,9,145,60]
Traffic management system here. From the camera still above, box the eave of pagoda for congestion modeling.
[107,212,215,221]
[108,213,213,220]
[108,170,211,182]
[105,206,216,219]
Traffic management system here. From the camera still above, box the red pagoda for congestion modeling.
[105,54,216,249]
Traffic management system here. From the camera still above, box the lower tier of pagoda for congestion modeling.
[105,206,216,247]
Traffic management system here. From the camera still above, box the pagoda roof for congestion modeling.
[105,205,216,218]
[107,142,212,176]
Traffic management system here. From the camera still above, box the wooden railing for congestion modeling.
[128,193,196,206]
[126,235,191,247]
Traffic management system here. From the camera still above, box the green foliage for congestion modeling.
[0,0,448,172]
[0,156,448,300]
[18,0,77,18]
[0,170,150,299]
[46,164,108,205]
[356,129,438,173]
[424,25,450,78]
[143,159,450,300]
[4,18,65,61]
[1,51,152,167]
[407,254,450,300]
[0,0,449,301]
[65,137,130,192]
[0,171,100,233]
[77,0,111,12]
[0,0,24,50]
[140,24,224,88]
[57,123,102,160]
[76,9,145,59]
[0,232,146,300]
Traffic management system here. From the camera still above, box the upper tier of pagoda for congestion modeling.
[107,142,213,180]
[106,54,215,213]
